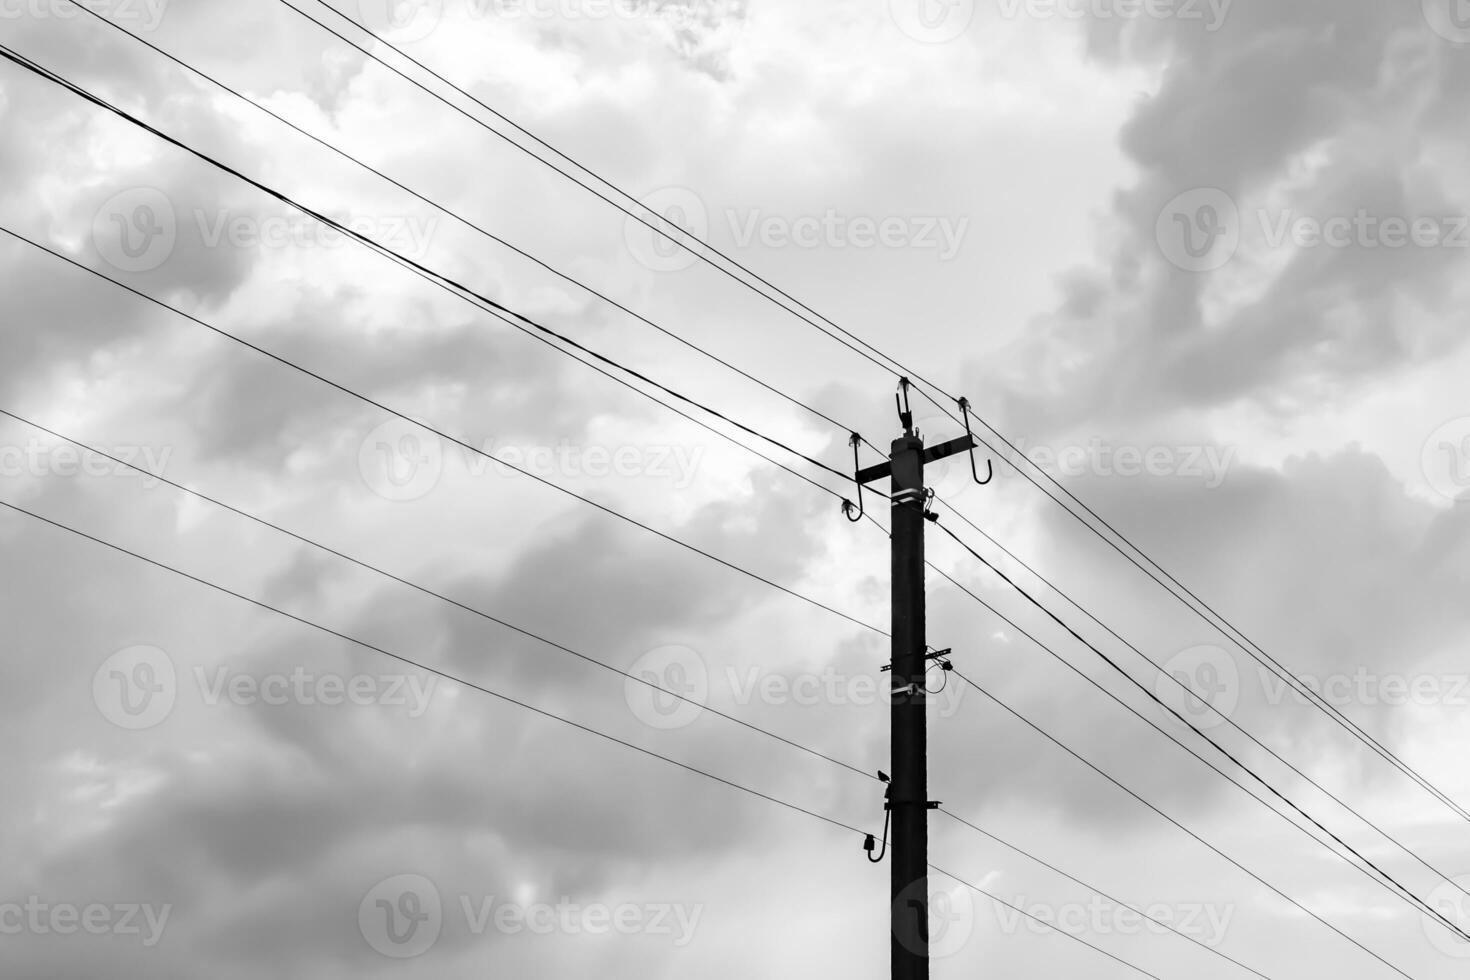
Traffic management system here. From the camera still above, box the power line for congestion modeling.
[59,0,887,462]
[0,405,878,783]
[930,517,1470,945]
[280,0,1464,820]
[278,0,925,390]
[945,668,1422,980]
[1,495,1191,980]
[0,221,885,639]
[936,809,1278,980]
[950,411,1470,827]
[933,497,1470,905]
[927,862,1169,980]
[20,403,1275,979]
[0,42,878,509]
[0,496,867,837]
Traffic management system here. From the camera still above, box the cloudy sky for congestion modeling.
[2,0,1470,977]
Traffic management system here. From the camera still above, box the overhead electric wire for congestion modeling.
[281,0,1470,823]
[1,495,1193,980]
[0,221,884,639]
[0,43,879,511]
[278,0,921,391]
[936,809,1278,980]
[948,409,1470,827]
[945,668,1422,980]
[927,862,1168,980]
[0,497,870,836]
[0,405,878,783]
[933,497,1470,905]
[77,0,1450,832]
[929,518,1470,945]
[60,0,886,461]
[7,15,1449,975]
[17,413,1283,979]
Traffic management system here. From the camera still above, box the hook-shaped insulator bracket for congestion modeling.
[842,432,867,522]
[957,397,995,485]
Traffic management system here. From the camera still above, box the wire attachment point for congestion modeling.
[843,433,866,523]
[957,397,995,485]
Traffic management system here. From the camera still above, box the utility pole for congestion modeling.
[851,382,980,980]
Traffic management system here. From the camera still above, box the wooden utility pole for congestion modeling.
[852,382,978,980]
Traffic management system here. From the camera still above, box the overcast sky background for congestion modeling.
[2,0,1470,977]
